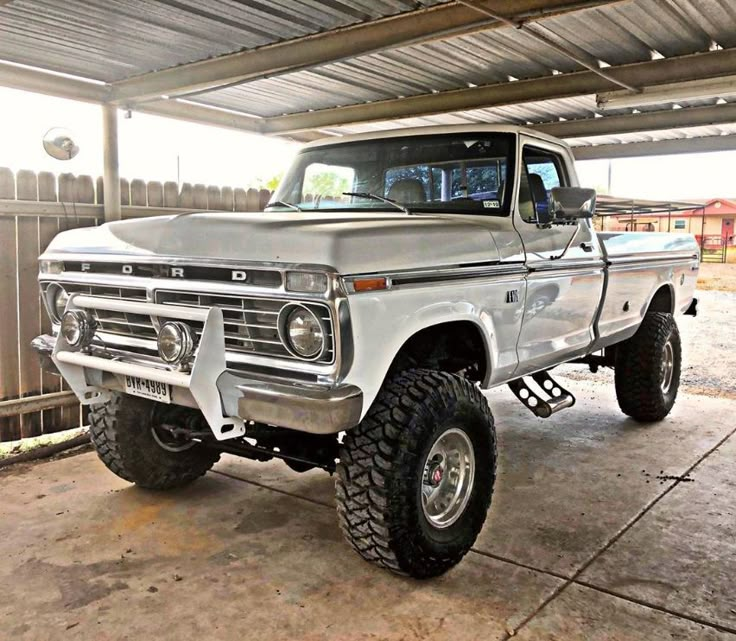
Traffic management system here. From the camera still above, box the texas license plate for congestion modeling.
[124,375,171,403]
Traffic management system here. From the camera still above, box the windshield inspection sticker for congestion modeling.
[483,200,501,209]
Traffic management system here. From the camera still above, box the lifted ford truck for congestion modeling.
[34,126,699,578]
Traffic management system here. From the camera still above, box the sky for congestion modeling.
[0,85,734,201]
[0,87,297,190]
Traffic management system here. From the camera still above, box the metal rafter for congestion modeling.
[457,0,639,93]
[259,48,736,135]
[108,0,629,106]
[572,134,736,160]
[535,102,736,138]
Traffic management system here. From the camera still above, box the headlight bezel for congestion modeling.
[278,303,327,361]
[45,283,70,323]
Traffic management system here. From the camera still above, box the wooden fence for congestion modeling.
[0,167,272,442]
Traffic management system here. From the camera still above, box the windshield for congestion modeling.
[269,133,516,215]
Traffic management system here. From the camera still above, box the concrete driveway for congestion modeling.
[1,378,734,641]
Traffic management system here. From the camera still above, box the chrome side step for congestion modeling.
[508,371,576,418]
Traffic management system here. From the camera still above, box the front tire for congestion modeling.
[89,393,219,489]
[615,312,681,422]
[335,369,496,578]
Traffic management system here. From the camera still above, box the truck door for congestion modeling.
[513,136,605,375]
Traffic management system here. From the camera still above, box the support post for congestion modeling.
[102,105,121,222]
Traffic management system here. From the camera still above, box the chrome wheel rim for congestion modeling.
[421,428,475,529]
[661,339,675,394]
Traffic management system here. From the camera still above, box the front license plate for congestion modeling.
[124,375,171,403]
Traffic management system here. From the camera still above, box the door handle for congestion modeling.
[580,242,594,253]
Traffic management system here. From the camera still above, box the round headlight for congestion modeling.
[61,310,95,348]
[49,285,69,322]
[281,305,325,359]
[157,321,196,366]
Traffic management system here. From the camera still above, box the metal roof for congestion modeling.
[0,0,447,82]
[1,0,736,156]
[183,0,736,120]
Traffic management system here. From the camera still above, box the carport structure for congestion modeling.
[1,3,736,640]
[2,0,736,221]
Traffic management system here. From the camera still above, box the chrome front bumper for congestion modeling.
[236,379,362,434]
[40,294,362,439]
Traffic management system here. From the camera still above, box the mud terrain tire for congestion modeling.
[336,369,496,578]
[615,312,681,422]
[89,393,219,489]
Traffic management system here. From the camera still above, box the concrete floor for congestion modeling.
[1,378,734,641]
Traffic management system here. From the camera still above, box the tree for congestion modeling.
[304,170,351,197]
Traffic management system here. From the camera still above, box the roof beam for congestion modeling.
[260,48,736,135]
[534,103,736,138]
[0,60,108,103]
[136,100,319,142]
[109,0,627,105]
[0,60,319,142]
[572,134,736,160]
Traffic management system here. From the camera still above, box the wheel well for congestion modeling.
[648,285,674,314]
[388,321,487,383]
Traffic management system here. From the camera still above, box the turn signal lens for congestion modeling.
[353,277,388,292]
[40,260,64,275]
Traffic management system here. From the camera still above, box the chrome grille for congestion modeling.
[60,283,157,341]
[155,290,335,364]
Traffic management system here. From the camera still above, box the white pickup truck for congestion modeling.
[34,125,699,578]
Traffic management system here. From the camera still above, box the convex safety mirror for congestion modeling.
[539,187,596,226]
[42,128,79,160]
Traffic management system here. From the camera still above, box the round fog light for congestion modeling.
[61,310,96,348]
[158,321,196,366]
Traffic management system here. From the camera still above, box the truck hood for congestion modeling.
[44,211,503,274]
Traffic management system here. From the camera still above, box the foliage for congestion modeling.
[304,170,351,197]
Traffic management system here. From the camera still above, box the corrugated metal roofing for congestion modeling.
[0,0,448,81]
[186,0,736,120]
[1,0,736,148]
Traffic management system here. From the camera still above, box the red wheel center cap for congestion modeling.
[432,467,444,484]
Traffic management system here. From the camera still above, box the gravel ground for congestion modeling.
[560,288,736,400]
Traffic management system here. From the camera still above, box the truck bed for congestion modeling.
[595,231,699,349]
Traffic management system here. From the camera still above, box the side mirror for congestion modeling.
[547,187,596,223]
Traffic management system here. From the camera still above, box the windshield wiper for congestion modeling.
[343,192,411,215]
[266,200,303,212]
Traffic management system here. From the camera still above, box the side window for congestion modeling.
[519,147,567,224]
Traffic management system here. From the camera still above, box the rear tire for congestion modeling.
[335,369,496,578]
[89,393,219,489]
[614,312,681,422]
